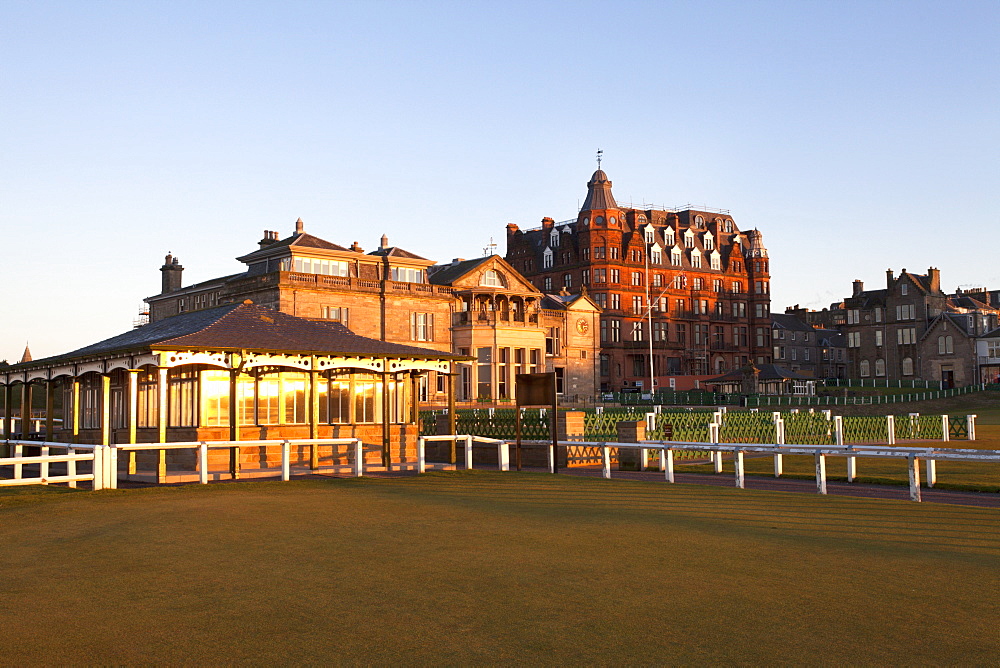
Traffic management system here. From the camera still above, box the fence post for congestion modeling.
[886,415,895,445]
[40,445,50,483]
[107,446,117,490]
[417,437,426,474]
[967,414,977,441]
[67,446,77,489]
[200,442,209,484]
[465,435,474,470]
[281,440,290,481]
[735,449,745,489]
[601,446,611,479]
[354,439,364,477]
[92,445,104,491]
[710,423,722,473]
[774,415,785,478]
[663,447,674,483]
[13,442,23,479]
[815,452,827,495]
[941,415,949,442]
[645,412,656,433]
[498,441,509,472]
[908,455,921,502]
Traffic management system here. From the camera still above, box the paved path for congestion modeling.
[555,465,1000,508]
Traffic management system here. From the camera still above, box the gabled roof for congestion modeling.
[428,255,539,294]
[14,302,464,369]
[236,233,351,263]
[540,293,601,311]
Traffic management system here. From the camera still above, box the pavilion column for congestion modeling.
[127,370,139,478]
[20,380,32,440]
[44,380,55,442]
[410,372,419,424]
[156,367,168,482]
[71,379,80,439]
[100,374,111,447]
[448,370,457,464]
[2,383,11,456]
[228,366,241,480]
[309,368,319,470]
[381,367,390,469]
[4,383,13,441]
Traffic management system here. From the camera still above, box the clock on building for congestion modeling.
[576,318,589,334]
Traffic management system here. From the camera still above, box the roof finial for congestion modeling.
[596,148,603,170]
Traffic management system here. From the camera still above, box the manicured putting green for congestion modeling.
[2,472,998,664]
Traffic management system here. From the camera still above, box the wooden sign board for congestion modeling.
[515,372,556,407]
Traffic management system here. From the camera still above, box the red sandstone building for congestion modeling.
[505,168,772,393]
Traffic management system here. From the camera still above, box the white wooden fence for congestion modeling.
[5,434,999,504]
[1,438,365,489]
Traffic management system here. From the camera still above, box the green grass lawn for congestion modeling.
[1,473,998,664]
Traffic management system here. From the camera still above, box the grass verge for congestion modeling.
[1,472,998,665]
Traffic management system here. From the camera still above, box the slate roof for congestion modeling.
[771,313,813,332]
[368,246,428,261]
[236,233,351,262]
[428,257,493,286]
[703,363,810,384]
[581,169,618,211]
[15,302,464,368]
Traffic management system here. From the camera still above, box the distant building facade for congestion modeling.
[770,313,846,379]
[505,168,772,393]
[841,268,999,386]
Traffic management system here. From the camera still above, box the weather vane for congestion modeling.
[483,236,497,257]
[596,148,603,169]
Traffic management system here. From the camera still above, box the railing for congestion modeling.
[417,435,509,472]
[1,440,101,489]
[1,438,367,490]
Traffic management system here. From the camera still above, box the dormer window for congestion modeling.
[671,248,682,266]
[703,233,714,250]
[644,227,655,244]
[725,220,734,233]
[280,257,350,277]
[690,250,702,268]
[550,229,560,247]
[480,270,505,288]
[543,247,553,269]
[664,229,675,246]
[694,215,705,228]
[684,230,695,248]
[390,266,425,283]
[710,251,721,271]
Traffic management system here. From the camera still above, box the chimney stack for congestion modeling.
[160,253,184,294]
[852,279,864,297]
[295,218,304,235]
[380,234,389,250]
[351,241,363,252]
[928,266,941,293]
[886,269,895,288]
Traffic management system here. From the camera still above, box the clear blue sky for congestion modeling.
[2,0,998,361]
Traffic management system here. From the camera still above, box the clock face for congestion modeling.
[576,318,589,334]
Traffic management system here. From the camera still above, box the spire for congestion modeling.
[581,167,618,211]
[20,343,31,364]
[295,218,304,235]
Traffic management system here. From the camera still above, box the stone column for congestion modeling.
[615,419,646,471]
